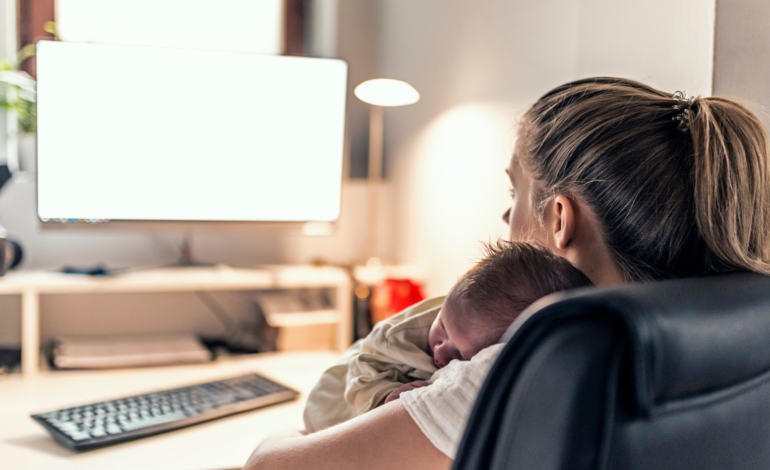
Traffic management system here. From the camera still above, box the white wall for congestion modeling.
[713,0,770,130]
[576,0,714,96]
[379,0,716,296]
[56,0,284,55]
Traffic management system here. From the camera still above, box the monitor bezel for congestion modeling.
[34,41,350,230]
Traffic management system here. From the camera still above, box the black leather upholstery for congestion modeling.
[453,272,770,469]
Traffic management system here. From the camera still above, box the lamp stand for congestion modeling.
[365,105,383,268]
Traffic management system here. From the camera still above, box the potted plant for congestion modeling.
[0,42,36,173]
[0,19,56,174]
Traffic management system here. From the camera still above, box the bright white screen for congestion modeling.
[36,42,348,222]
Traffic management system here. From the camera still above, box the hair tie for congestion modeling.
[672,91,698,132]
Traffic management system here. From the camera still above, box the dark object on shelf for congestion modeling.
[0,226,23,276]
[0,348,21,373]
[60,264,111,276]
[197,294,279,355]
[238,301,279,353]
[199,306,278,355]
[353,287,373,341]
[0,165,11,191]
[31,373,298,451]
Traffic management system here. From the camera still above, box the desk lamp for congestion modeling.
[354,79,419,268]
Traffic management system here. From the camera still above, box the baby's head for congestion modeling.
[428,241,593,368]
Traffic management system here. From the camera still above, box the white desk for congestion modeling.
[0,265,352,375]
[0,351,340,470]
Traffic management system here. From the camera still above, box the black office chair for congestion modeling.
[454,272,770,469]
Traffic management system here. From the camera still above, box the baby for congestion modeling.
[303,241,593,432]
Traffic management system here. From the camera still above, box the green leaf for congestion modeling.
[43,21,60,41]
[17,44,36,64]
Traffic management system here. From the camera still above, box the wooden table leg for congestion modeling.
[21,288,40,375]
[335,277,353,352]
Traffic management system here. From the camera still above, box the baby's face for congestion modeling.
[428,291,489,369]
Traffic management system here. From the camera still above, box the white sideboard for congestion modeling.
[0,265,353,375]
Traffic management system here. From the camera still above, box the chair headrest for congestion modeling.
[504,272,770,415]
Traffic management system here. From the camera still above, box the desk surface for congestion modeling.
[0,351,340,470]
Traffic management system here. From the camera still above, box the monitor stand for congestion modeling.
[171,233,214,267]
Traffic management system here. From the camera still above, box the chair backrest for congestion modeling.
[453,272,770,470]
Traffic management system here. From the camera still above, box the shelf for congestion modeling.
[0,265,353,376]
[353,264,426,285]
[266,310,341,327]
[0,264,350,295]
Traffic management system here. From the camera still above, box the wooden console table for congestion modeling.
[0,265,353,375]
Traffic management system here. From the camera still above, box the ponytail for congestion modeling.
[690,98,770,275]
[519,77,770,281]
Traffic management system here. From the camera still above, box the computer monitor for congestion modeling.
[35,41,348,226]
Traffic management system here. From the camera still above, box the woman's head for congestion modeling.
[505,77,770,283]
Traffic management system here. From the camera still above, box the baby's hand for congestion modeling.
[380,381,430,406]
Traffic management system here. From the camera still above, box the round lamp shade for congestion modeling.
[354,79,420,106]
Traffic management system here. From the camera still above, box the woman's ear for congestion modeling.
[544,194,625,286]
[546,195,577,252]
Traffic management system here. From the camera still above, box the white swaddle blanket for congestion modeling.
[400,343,504,458]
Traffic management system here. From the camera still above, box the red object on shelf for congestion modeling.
[371,278,425,325]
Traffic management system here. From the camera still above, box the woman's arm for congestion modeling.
[243,400,452,470]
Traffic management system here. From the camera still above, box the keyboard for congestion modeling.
[31,373,299,451]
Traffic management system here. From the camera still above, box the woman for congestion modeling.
[243,77,770,470]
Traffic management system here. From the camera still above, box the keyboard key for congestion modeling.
[120,411,187,432]
[106,424,123,435]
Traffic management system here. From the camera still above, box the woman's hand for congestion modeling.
[382,381,430,406]
[243,400,451,470]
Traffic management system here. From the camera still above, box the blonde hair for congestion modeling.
[517,77,770,281]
